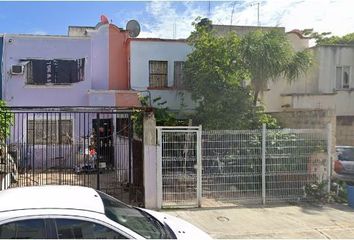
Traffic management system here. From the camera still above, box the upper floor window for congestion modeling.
[149,61,168,88]
[26,58,85,85]
[336,66,351,89]
[174,61,185,89]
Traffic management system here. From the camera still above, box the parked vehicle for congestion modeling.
[334,146,354,182]
[0,185,211,239]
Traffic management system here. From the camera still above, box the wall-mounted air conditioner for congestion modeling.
[11,65,25,75]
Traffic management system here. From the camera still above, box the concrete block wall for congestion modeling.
[336,116,354,146]
[271,109,336,171]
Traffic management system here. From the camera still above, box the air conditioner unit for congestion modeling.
[11,65,25,75]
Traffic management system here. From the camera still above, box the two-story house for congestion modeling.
[128,38,195,115]
[1,21,139,108]
[264,43,354,146]
[0,20,140,173]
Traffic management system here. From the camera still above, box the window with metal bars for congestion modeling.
[336,66,351,89]
[174,61,185,89]
[27,119,73,145]
[26,58,85,85]
[149,61,168,88]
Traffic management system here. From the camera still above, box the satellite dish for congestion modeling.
[126,20,140,38]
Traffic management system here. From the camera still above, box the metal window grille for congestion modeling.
[149,61,168,88]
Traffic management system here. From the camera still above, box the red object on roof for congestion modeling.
[100,15,109,24]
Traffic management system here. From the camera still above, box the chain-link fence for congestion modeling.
[158,125,330,208]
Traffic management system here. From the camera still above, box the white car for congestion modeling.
[0,185,211,239]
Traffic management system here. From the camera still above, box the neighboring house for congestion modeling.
[129,38,196,115]
[264,43,354,146]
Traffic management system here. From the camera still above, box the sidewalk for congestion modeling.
[163,203,354,239]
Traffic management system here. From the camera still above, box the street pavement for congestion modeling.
[163,203,354,239]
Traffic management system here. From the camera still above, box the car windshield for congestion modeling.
[97,191,171,239]
[337,147,354,161]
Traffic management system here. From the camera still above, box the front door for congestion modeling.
[92,118,114,169]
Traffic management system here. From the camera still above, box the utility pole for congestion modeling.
[257,2,260,26]
[208,1,211,19]
[250,2,260,26]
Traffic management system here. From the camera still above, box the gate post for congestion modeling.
[96,113,100,190]
[156,128,162,209]
[326,123,332,193]
[262,124,266,205]
[142,112,159,209]
[197,125,202,207]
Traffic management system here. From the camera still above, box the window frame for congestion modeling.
[148,60,168,89]
[174,61,185,89]
[25,58,85,86]
[336,65,351,90]
[26,118,74,145]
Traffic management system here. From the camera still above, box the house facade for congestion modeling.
[0,20,138,174]
[129,38,195,115]
[1,21,139,108]
[264,44,354,145]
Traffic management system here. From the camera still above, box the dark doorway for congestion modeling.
[92,118,114,169]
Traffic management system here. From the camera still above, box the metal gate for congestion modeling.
[0,107,144,206]
[157,125,331,208]
[157,126,202,208]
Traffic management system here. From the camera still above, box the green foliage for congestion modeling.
[184,18,311,129]
[319,33,354,45]
[239,29,313,105]
[302,28,354,45]
[259,113,279,129]
[185,18,266,130]
[301,28,332,44]
[0,101,13,142]
[304,180,348,204]
[132,96,185,138]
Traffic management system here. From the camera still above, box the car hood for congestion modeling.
[141,209,212,239]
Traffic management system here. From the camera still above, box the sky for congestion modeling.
[0,0,354,39]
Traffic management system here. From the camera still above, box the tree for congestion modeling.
[239,29,313,105]
[0,100,13,142]
[301,28,332,45]
[132,96,186,138]
[184,19,272,129]
[302,28,354,45]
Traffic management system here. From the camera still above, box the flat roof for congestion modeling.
[2,33,89,40]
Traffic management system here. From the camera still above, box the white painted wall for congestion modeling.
[264,45,354,116]
[130,40,197,112]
